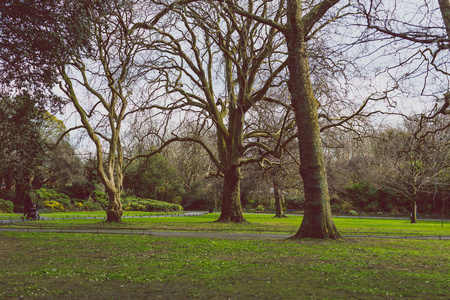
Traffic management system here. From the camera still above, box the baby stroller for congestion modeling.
[27,204,40,220]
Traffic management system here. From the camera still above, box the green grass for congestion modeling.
[41,210,184,219]
[0,211,184,220]
[0,213,22,219]
[334,217,450,236]
[0,231,449,299]
[5,212,450,237]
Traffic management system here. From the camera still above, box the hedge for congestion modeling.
[122,196,183,212]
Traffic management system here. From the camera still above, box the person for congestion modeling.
[27,203,38,219]
[1,182,5,189]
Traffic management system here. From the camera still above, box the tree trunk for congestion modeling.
[15,182,26,207]
[286,0,341,239]
[215,166,247,222]
[273,176,287,218]
[439,0,450,38]
[411,201,417,223]
[106,190,123,222]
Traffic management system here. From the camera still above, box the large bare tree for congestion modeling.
[137,0,386,238]
[58,2,154,222]
[218,0,343,238]
[130,1,292,222]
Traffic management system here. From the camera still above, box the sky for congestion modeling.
[53,0,448,156]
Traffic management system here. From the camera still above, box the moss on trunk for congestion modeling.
[215,167,247,223]
[285,0,341,239]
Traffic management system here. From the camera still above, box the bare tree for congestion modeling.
[129,1,291,222]
[134,0,392,237]
[357,0,449,134]
[220,0,343,238]
[57,2,156,222]
[369,120,449,222]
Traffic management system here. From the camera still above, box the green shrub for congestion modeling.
[82,201,103,211]
[173,196,183,204]
[330,203,341,212]
[32,188,71,208]
[285,196,304,211]
[348,210,358,216]
[256,205,265,212]
[122,196,183,212]
[0,199,14,213]
[343,181,377,211]
[341,201,353,212]
[365,201,380,213]
[90,190,108,209]
[60,180,95,200]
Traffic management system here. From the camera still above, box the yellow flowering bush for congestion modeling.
[43,200,65,212]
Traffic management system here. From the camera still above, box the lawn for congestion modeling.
[0,231,449,299]
[1,213,449,299]
[4,212,450,237]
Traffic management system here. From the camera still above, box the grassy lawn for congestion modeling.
[4,212,450,237]
[1,214,449,299]
[0,231,449,299]
[0,211,184,219]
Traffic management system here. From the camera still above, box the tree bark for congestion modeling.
[273,176,287,218]
[15,182,26,207]
[106,190,123,223]
[286,0,341,239]
[215,166,247,222]
[439,0,450,38]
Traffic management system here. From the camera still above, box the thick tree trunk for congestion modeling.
[286,0,341,239]
[215,166,247,223]
[439,0,450,38]
[273,177,287,218]
[106,190,123,222]
[15,182,26,207]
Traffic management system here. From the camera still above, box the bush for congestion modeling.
[182,198,214,210]
[173,196,182,204]
[348,210,358,216]
[256,205,265,212]
[81,201,103,211]
[59,181,95,200]
[330,203,341,213]
[285,196,305,211]
[90,190,108,209]
[0,199,14,213]
[343,181,377,211]
[32,188,71,208]
[364,201,380,213]
[43,200,65,212]
[341,201,353,212]
[122,196,183,212]
[181,184,215,210]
